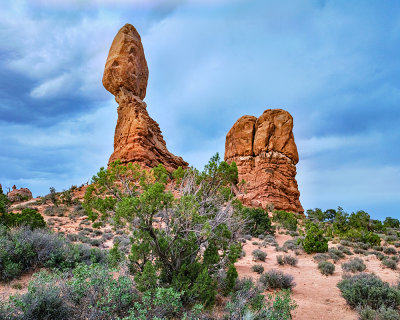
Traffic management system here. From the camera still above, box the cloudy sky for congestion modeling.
[1,0,399,220]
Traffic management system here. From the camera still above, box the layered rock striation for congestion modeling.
[225,109,303,213]
[103,24,187,171]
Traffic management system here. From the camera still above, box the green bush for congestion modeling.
[272,210,298,231]
[384,217,400,229]
[259,269,296,290]
[303,225,328,254]
[341,258,366,273]
[241,207,274,237]
[342,229,381,246]
[337,273,400,310]
[0,208,46,229]
[223,264,238,296]
[318,261,335,275]
[252,249,267,261]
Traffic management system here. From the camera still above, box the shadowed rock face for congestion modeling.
[225,109,303,214]
[103,24,187,171]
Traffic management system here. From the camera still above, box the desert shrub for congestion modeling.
[102,232,113,241]
[303,225,328,254]
[354,248,367,254]
[283,239,299,251]
[275,246,288,253]
[276,255,298,266]
[83,155,243,307]
[384,247,397,255]
[357,305,400,320]
[0,208,46,229]
[340,240,353,247]
[259,269,296,290]
[252,241,259,245]
[382,258,397,270]
[45,206,68,217]
[373,245,384,252]
[357,242,371,250]
[252,249,267,261]
[337,273,400,310]
[328,248,345,261]
[252,264,264,274]
[318,261,335,275]
[272,210,298,231]
[8,272,71,320]
[341,258,366,273]
[374,252,385,260]
[241,207,274,237]
[67,233,79,242]
[313,253,330,262]
[0,227,107,282]
[338,246,353,255]
[226,278,296,319]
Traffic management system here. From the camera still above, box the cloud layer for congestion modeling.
[1,0,399,219]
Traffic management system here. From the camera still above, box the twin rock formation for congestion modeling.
[104,24,302,213]
[225,110,303,213]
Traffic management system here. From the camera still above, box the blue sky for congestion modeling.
[0,0,399,220]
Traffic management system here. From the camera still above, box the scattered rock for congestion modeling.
[7,186,33,203]
[225,109,303,213]
[103,24,187,171]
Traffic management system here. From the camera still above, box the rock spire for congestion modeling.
[103,24,187,171]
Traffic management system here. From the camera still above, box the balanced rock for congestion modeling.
[7,186,33,203]
[103,24,187,171]
[225,109,303,213]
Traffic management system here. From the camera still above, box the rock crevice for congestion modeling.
[225,109,303,213]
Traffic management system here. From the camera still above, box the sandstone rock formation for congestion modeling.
[7,185,33,203]
[225,109,303,213]
[103,24,187,171]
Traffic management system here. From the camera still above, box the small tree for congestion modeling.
[303,224,328,254]
[84,155,243,307]
[241,207,274,236]
[49,187,58,207]
[0,185,9,214]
